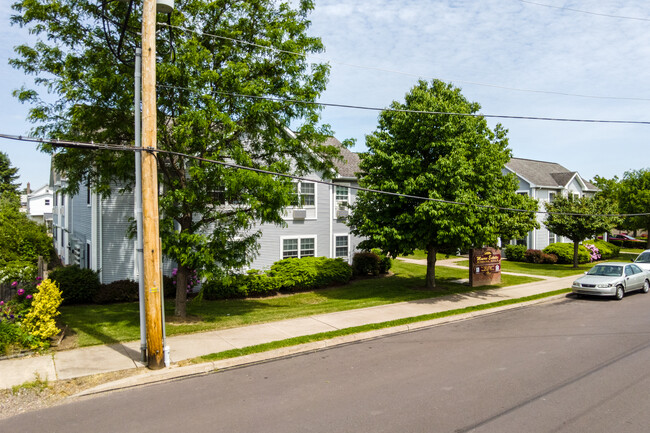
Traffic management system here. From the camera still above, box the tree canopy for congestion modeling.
[618,169,650,248]
[347,79,539,289]
[10,0,339,316]
[544,195,620,267]
[0,152,20,196]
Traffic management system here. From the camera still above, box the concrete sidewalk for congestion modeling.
[0,273,577,391]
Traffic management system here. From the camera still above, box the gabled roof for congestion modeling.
[505,157,597,190]
[327,137,360,179]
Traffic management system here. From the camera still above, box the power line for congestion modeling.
[158,22,650,102]
[518,0,650,22]
[157,84,650,125]
[1,132,645,218]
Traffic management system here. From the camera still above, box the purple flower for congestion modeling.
[36,277,42,281]
[17,288,25,296]
[26,294,33,300]
[0,301,4,306]
[11,281,18,287]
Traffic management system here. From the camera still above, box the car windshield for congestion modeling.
[587,265,623,277]
[635,252,650,264]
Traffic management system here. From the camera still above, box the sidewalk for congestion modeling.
[0,270,577,392]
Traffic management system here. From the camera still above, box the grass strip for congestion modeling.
[197,288,571,363]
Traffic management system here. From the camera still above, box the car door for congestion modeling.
[624,265,642,291]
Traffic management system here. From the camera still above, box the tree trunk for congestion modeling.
[573,241,579,268]
[426,244,437,290]
[175,264,189,318]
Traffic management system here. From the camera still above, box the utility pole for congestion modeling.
[141,0,164,369]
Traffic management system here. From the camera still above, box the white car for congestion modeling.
[572,262,650,300]
[633,249,650,272]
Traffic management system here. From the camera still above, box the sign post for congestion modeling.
[469,247,502,287]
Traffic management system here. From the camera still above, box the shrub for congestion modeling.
[371,249,393,274]
[23,279,62,348]
[0,261,37,286]
[0,319,35,355]
[504,244,527,262]
[524,249,558,264]
[201,272,280,300]
[93,280,139,304]
[543,242,590,264]
[352,252,381,276]
[49,265,101,304]
[269,257,352,292]
[584,239,620,259]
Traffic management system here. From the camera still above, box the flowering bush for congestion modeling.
[584,243,601,262]
[0,261,37,286]
[23,279,63,347]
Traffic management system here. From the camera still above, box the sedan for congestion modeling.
[633,249,650,272]
[572,262,650,300]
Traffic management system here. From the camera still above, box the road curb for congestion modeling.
[73,292,570,398]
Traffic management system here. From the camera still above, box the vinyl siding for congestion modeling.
[100,191,135,284]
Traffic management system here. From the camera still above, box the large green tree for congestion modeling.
[10,0,339,316]
[0,152,20,196]
[544,195,620,268]
[348,79,539,289]
[618,169,650,248]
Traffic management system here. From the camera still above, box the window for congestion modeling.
[548,231,556,244]
[282,237,316,259]
[291,182,315,207]
[44,199,50,206]
[53,193,57,206]
[548,192,556,202]
[335,235,349,258]
[86,242,91,269]
[335,186,349,202]
[60,193,64,206]
[517,192,528,196]
[86,179,91,205]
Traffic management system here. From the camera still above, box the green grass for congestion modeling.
[197,288,571,363]
[60,261,541,347]
[400,250,460,261]
[455,259,605,277]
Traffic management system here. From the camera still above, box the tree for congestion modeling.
[0,192,53,266]
[10,0,339,317]
[618,169,650,248]
[543,195,620,268]
[347,79,539,290]
[0,152,20,196]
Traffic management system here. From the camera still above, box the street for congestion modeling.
[5,292,650,432]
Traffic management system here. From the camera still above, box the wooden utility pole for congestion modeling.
[141,0,164,369]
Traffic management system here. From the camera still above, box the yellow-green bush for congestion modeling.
[23,279,63,347]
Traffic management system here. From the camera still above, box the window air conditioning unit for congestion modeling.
[293,209,307,219]
[336,209,349,218]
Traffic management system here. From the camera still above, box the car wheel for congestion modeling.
[643,280,650,294]
[615,285,624,301]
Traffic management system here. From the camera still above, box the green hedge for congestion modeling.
[607,239,648,250]
[202,257,352,300]
[543,243,590,264]
[504,244,527,262]
[524,249,558,264]
[49,265,101,305]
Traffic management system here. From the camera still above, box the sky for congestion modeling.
[1,0,649,189]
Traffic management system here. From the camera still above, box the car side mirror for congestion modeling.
[584,272,588,275]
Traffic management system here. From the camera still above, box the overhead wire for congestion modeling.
[157,22,650,102]
[0,132,646,218]
[156,84,650,125]
[518,0,650,22]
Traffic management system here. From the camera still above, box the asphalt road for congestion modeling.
[5,292,650,432]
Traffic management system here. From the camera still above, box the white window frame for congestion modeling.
[548,192,556,202]
[548,231,556,245]
[291,181,316,208]
[334,234,350,259]
[280,235,317,259]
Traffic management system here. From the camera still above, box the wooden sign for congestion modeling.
[469,247,502,287]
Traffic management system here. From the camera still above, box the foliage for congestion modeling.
[523,249,558,264]
[504,244,527,262]
[0,278,49,353]
[0,152,20,196]
[0,192,53,266]
[347,79,539,289]
[49,265,100,305]
[372,248,392,274]
[544,195,620,267]
[583,243,600,262]
[22,279,62,347]
[352,252,381,276]
[606,238,647,249]
[543,243,590,265]
[92,279,139,304]
[268,257,353,292]
[584,239,619,259]
[0,261,37,286]
[10,0,340,318]
[617,169,650,249]
[202,272,280,300]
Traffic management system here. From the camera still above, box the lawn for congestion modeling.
[400,250,460,261]
[59,260,541,347]
[455,259,609,278]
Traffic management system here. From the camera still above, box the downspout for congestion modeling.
[329,184,334,258]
